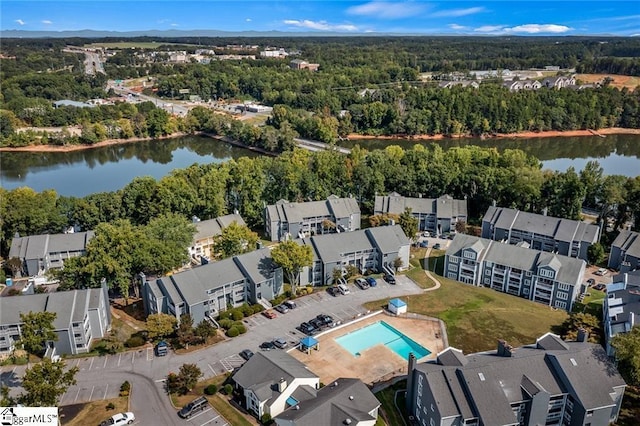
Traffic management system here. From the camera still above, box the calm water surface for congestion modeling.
[1,134,638,197]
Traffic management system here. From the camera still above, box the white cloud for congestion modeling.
[42,20,52,25]
[246,18,252,22]
[474,24,572,34]
[283,19,358,32]
[15,19,25,25]
[170,23,179,27]
[432,7,485,18]
[448,24,469,30]
[346,1,425,19]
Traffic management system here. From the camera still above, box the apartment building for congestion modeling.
[189,214,246,260]
[265,195,360,242]
[603,270,640,355]
[481,206,599,261]
[374,193,467,234]
[0,283,111,359]
[142,247,283,324]
[298,225,411,286]
[445,234,585,311]
[608,229,640,272]
[9,231,95,277]
[406,334,626,426]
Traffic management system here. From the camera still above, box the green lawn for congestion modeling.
[365,275,568,354]
[375,380,410,426]
[573,288,605,317]
[406,248,437,289]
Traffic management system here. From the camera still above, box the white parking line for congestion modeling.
[146,347,153,361]
[88,357,94,370]
[103,356,108,369]
[187,407,211,421]
[208,363,216,375]
[131,352,135,363]
[118,353,122,367]
[88,385,95,401]
[74,387,81,402]
[103,384,109,399]
[200,415,221,426]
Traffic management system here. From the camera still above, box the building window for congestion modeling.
[463,251,475,259]
[485,269,491,275]
[558,283,571,291]
[557,291,568,300]
[448,264,458,272]
[449,257,459,264]
[539,269,555,278]
[555,300,567,309]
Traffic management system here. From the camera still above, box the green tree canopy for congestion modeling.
[146,313,177,340]
[18,359,78,406]
[611,326,640,386]
[213,221,259,259]
[18,311,57,356]
[587,242,605,266]
[271,240,313,293]
[398,207,419,240]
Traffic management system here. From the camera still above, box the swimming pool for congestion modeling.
[335,321,431,360]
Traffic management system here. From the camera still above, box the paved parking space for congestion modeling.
[184,405,228,426]
[60,381,120,405]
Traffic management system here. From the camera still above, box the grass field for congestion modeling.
[60,396,128,425]
[365,275,568,354]
[577,74,640,90]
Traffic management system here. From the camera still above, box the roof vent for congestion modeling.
[478,372,485,381]
[344,419,352,425]
[349,395,354,400]
[334,381,339,387]
[570,358,578,366]
[295,405,300,410]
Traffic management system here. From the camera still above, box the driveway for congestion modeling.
[0,277,422,425]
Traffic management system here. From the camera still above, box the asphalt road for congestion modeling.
[1,276,422,425]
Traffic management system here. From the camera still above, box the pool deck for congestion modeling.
[289,311,445,386]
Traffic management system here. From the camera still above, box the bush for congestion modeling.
[226,327,240,338]
[120,381,131,392]
[252,304,265,314]
[204,384,218,395]
[240,304,253,316]
[261,413,272,425]
[106,402,115,410]
[218,319,234,330]
[125,336,145,348]
[224,384,233,395]
[236,324,247,334]
[231,310,244,321]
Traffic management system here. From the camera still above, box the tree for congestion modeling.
[587,242,605,266]
[398,208,419,240]
[393,257,404,271]
[271,240,313,294]
[176,314,198,348]
[559,312,600,343]
[167,363,203,395]
[332,267,344,283]
[146,313,177,340]
[18,311,57,356]
[194,320,216,342]
[18,359,78,406]
[213,221,259,259]
[611,326,640,386]
[455,220,467,234]
[1,385,15,407]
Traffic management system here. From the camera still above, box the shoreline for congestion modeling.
[346,127,640,141]
[1,127,639,153]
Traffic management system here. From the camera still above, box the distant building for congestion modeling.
[53,100,96,108]
[289,59,319,71]
[0,283,111,359]
[445,234,585,311]
[261,48,289,58]
[189,214,246,260]
[265,195,360,242]
[541,75,576,89]
[603,270,640,355]
[608,229,640,272]
[374,193,467,234]
[481,206,599,261]
[9,231,95,277]
[406,334,626,426]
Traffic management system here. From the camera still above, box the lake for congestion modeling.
[1,134,638,197]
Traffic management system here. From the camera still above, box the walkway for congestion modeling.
[422,247,442,292]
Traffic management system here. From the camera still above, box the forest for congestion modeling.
[2,143,639,259]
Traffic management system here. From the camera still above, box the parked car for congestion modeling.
[155,340,168,357]
[594,283,607,291]
[273,338,288,349]
[299,322,317,335]
[316,314,335,327]
[586,278,596,286]
[355,278,369,290]
[327,286,340,297]
[100,412,136,425]
[419,241,429,248]
[260,341,276,350]
[262,310,277,319]
[274,304,289,314]
[178,396,209,419]
[595,268,609,276]
[366,277,377,287]
[239,349,254,361]
[422,231,431,237]
[433,243,442,250]
[309,318,325,330]
[384,274,396,285]
[283,300,297,309]
[337,283,350,295]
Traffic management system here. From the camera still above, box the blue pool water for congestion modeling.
[335,321,431,360]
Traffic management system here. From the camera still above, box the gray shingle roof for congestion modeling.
[233,351,317,397]
[193,214,246,241]
[374,193,467,219]
[612,230,640,258]
[274,378,379,426]
[366,225,410,254]
[311,231,375,264]
[234,247,276,284]
[8,231,94,261]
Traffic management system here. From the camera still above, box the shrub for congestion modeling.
[240,303,253,316]
[231,310,244,321]
[224,384,233,395]
[125,336,145,348]
[236,324,247,334]
[218,319,233,330]
[204,384,218,395]
[252,304,265,314]
[261,413,272,425]
[226,327,240,338]
[120,381,131,392]
[106,402,115,410]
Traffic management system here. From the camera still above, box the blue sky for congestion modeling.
[1,1,639,35]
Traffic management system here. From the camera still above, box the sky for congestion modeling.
[1,1,639,36]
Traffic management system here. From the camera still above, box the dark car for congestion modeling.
[283,300,297,309]
[433,243,442,250]
[178,396,209,419]
[274,304,289,314]
[299,322,317,335]
[309,318,325,330]
[586,278,596,286]
[384,274,396,285]
[327,286,340,297]
[239,349,254,360]
[260,341,276,350]
[316,314,335,327]
[419,241,429,248]
[155,340,168,357]
[594,283,607,291]
[366,277,377,287]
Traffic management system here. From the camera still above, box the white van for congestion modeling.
[337,284,350,295]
